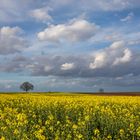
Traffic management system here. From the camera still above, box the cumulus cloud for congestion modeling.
[113,48,132,65]
[0,26,22,35]
[0,26,28,54]
[121,12,134,22]
[37,19,100,43]
[0,0,140,91]
[1,46,139,79]
[89,41,132,69]
[29,7,52,23]
[89,52,107,69]
[61,63,74,70]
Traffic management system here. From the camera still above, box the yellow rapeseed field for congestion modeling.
[0,93,140,140]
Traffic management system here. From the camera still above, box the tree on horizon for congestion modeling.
[20,82,34,92]
[99,88,104,93]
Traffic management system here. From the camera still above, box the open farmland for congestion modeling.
[0,93,140,140]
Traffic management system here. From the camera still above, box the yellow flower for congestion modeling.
[94,128,100,135]
[72,124,78,129]
[77,134,83,139]
[1,127,6,131]
[119,129,124,135]
[136,127,140,136]
[14,129,19,135]
[57,121,60,125]
[0,92,140,139]
[67,134,72,139]
[49,126,53,131]
[48,114,54,120]
[45,120,50,125]
[38,129,44,134]
[85,115,90,121]
[0,136,5,140]
[107,134,112,139]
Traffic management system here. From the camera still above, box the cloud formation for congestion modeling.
[48,0,140,11]
[0,26,28,54]
[120,12,134,22]
[29,7,52,23]
[37,19,100,43]
[89,41,132,69]
[0,40,139,79]
[0,0,32,22]
[0,0,140,91]
[61,63,75,70]
[0,0,140,23]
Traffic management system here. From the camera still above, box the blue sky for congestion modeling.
[0,0,140,92]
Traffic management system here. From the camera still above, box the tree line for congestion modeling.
[20,82,104,93]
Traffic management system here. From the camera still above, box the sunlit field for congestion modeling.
[0,93,140,140]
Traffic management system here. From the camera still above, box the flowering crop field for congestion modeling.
[0,93,140,140]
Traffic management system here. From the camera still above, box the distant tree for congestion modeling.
[20,82,34,92]
[99,88,104,93]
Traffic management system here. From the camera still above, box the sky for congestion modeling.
[0,0,140,92]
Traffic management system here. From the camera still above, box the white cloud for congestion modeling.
[89,52,107,69]
[110,40,125,49]
[61,63,74,70]
[0,0,139,23]
[0,50,139,79]
[89,40,132,69]
[29,7,52,23]
[121,12,134,22]
[0,26,28,54]
[37,19,100,43]
[0,26,22,35]
[113,48,132,65]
